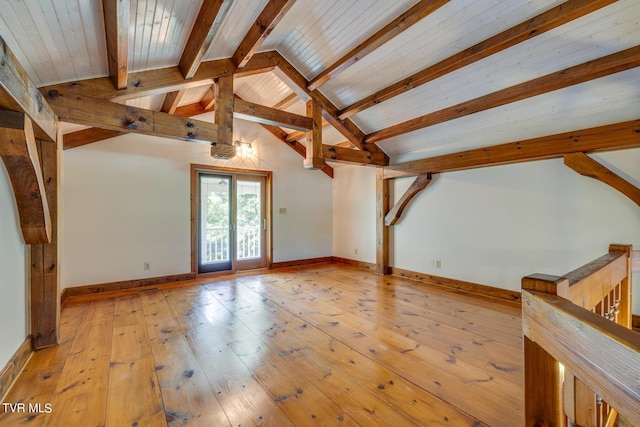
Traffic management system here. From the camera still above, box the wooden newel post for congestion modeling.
[522,274,569,427]
[609,244,633,329]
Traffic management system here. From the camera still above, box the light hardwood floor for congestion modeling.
[0,264,523,426]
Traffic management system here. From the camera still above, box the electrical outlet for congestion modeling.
[144,262,150,271]
[354,248,358,255]
[431,260,442,269]
[279,207,287,214]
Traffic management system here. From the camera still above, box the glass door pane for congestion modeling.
[199,174,232,273]
[236,176,266,270]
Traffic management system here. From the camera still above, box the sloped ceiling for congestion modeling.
[0,0,639,165]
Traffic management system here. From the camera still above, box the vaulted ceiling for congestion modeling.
[1,0,639,174]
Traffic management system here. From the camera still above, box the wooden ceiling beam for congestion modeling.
[308,0,449,91]
[285,119,330,141]
[200,85,216,111]
[179,0,233,79]
[267,50,388,161]
[0,111,51,244]
[234,98,312,131]
[234,93,333,177]
[275,114,386,166]
[564,152,640,207]
[384,119,640,179]
[0,35,57,141]
[39,53,275,103]
[263,105,386,167]
[340,0,618,119]
[63,128,124,150]
[102,0,129,90]
[174,102,213,118]
[272,92,298,110]
[322,144,388,166]
[261,123,304,156]
[41,59,232,102]
[161,90,186,114]
[334,141,355,149]
[232,0,296,68]
[367,45,640,144]
[43,89,219,145]
[63,94,312,150]
[260,123,334,178]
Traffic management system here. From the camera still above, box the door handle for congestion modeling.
[263,219,267,230]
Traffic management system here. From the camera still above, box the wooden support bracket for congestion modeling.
[385,173,432,226]
[0,111,52,243]
[564,152,640,207]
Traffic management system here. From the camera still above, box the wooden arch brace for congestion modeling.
[385,173,432,226]
[0,111,51,243]
[564,152,640,208]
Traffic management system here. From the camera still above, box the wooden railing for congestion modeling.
[202,225,261,264]
[522,244,640,427]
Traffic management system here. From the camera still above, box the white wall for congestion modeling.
[0,164,28,369]
[332,165,377,262]
[62,120,333,288]
[333,149,640,312]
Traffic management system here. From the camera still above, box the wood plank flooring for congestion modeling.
[0,264,523,426]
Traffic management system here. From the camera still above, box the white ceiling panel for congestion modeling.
[319,125,347,146]
[285,99,306,116]
[320,0,564,109]
[262,0,416,79]
[0,0,107,85]
[296,125,347,147]
[235,72,293,107]
[129,0,202,71]
[380,68,640,160]
[350,0,640,134]
[125,94,165,111]
[179,85,213,107]
[202,0,269,60]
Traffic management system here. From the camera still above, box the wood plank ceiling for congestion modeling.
[0,0,639,173]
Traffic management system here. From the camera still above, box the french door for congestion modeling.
[195,168,269,274]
